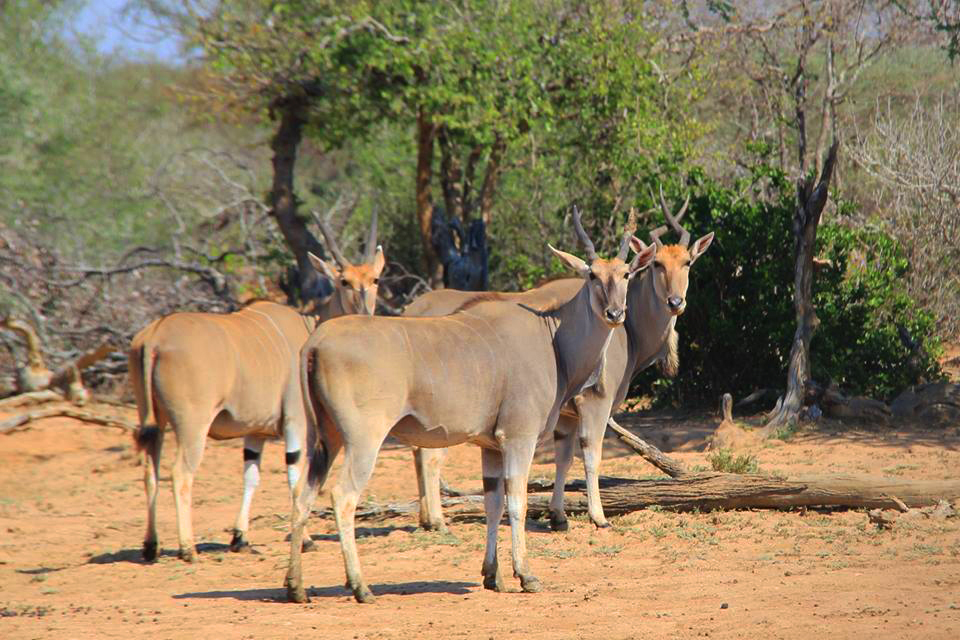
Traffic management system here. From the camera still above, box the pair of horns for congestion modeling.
[571,206,636,262]
[649,184,691,248]
[310,206,379,268]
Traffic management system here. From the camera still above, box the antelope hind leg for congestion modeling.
[285,433,339,603]
[140,425,164,561]
[414,447,448,532]
[171,426,206,563]
[480,448,506,592]
[332,442,382,604]
[548,417,578,532]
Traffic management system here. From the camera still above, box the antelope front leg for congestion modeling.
[548,417,578,532]
[413,447,448,532]
[480,448,505,592]
[504,438,541,593]
[231,437,264,551]
[579,406,611,529]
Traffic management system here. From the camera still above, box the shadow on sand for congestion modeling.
[174,580,477,602]
[87,542,232,565]
[301,525,417,543]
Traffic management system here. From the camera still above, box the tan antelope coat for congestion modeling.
[285,216,655,604]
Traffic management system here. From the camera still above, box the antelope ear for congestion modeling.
[371,245,386,278]
[308,251,339,282]
[548,244,589,276]
[629,235,649,254]
[629,243,657,274]
[689,232,714,263]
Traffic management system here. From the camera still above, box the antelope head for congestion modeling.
[550,206,657,328]
[633,186,714,316]
[308,210,385,316]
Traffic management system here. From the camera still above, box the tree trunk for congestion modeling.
[416,108,442,288]
[766,140,839,430]
[478,134,505,227]
[437,126,464,222]
[268,101,329,303]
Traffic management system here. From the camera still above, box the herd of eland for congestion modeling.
[127,196,713,604]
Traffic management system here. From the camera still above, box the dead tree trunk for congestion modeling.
[607,417,687,478]
[0,407,137,435]
[766,140,839,430]
[319,472,960,523]
[269,100,329,303]
[533,472,960,515]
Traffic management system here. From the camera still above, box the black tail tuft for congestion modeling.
[307,441,330,489]
[134,426,160,452]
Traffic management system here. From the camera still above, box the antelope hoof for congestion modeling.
[419,520,447,533]
[549,511,569,532]
[284,575,309,604]
[482,571,506,592]
[142,540,158,562]
[301,538,318,553]
[593,520,612,532]
[229,531,251,553]
[178,547,198,563]
[520,575,542,593]
[352,584,376,604]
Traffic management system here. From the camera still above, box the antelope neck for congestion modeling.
[625,269,674,366]
[552,282,616,403]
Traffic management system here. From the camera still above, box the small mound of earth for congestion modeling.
[891,382,960,426]
[707,419,764,451]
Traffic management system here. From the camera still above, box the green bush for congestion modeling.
[631,162,941,406]
[707,449,759,474]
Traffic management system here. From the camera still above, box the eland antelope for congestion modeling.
[409,188,714,531]
[285,209,656,603]
[128,213,384,562]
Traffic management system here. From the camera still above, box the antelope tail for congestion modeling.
[132,343,160,451]
[301,347,332,490]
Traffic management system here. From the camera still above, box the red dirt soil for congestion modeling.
[1,407,959,639]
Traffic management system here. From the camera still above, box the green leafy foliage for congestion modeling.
[813,222,942,398]
[632,159,941,406]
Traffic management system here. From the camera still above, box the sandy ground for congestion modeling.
[1,407,959,640]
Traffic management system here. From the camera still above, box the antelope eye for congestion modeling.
[340,278,349,288]
[589,272,597,280]
[372,278,379,285]
[654,261,664,270]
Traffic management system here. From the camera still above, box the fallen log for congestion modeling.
[1,315,114,403]
[607,417,687,478]
[0,407,137,434]
[534,472,960,514]
[355,471,960,523]
[313,495,485,521]
[0,389,64,409]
